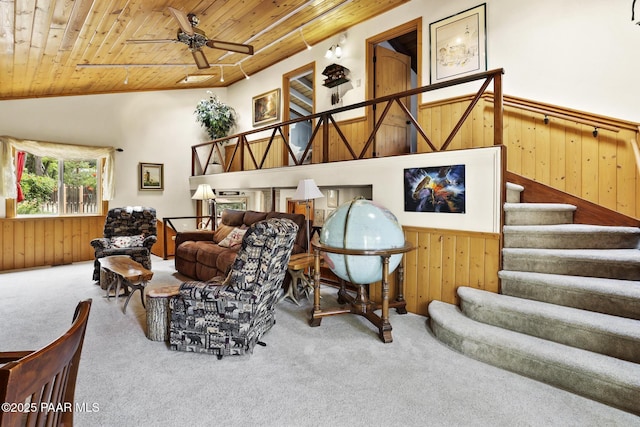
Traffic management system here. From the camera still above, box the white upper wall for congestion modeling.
[0,0,638,220]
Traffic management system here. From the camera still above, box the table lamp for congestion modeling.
[293,179,324,252]
[192,183,216,229]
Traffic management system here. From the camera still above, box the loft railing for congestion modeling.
[191,68,504,176]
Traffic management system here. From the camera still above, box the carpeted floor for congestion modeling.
[1,257,638,426]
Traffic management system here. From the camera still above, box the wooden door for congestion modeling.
[374,45,411,157]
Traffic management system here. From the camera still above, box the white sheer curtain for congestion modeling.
[0,136,116,200]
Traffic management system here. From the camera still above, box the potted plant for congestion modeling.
[194,92,237,172]
[194,91,237,140]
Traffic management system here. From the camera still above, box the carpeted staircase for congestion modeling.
[428,182,640,415]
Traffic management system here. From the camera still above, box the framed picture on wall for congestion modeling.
[430,3,487,83]
[326,189,338,208]
[404,164,466,213]
[139,163,164,190]
[252,88,281,126]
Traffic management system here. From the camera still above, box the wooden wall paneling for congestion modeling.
[0,220,3,269]
[54,219,65,265]
[23,220,35,268]
[455,101,470,150]
[598,129,618,211]
[13,220,25,270]
[505,108,523,175]
[473,99,487,148]
[616,129,639,217]
[427,232,442,303]
[43,220,54,266]
[454,235,471,293]
[581,124,599,204]
[481,98,494,147]
[441,234,457,306]
[535,115,551,185]
[430,104,442,150]
[484,237,500,293]
[403,228,419,314]
[2,221,12,270]
[63,218,73,264]
[34,220,45,267]
[548,118,567,191]
[564,121,582,196]
[521,111,537,179]
[468,236,486,289]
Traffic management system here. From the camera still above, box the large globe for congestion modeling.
[319,198,405,284]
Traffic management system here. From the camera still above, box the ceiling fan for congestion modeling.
[126,7,254,69]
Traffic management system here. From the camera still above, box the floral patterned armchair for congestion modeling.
[90,207,157,281]
[169,218,298,358]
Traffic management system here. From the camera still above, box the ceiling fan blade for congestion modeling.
[125,39,177,44]
[168,7,194,36]
[192,49,210,69]
[206,40,254,55]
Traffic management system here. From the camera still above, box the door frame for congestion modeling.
[282,62,316,165]
[366,18,422,155]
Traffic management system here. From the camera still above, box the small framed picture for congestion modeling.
[430,3,487,83]
[252,88,281,126]
[139,163,164,190]
[326,189,338,208]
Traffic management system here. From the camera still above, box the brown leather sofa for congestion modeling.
[174,209,307,281]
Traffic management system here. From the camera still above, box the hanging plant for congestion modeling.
[194,92,237,140]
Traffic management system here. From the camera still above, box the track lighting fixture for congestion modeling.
[239,63,250,79]
[124,67,129,85]
[325,44,343,59]
[299,28,312,50]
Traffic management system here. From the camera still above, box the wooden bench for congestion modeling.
[98,255,154,313]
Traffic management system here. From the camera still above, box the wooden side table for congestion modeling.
[285,253,322,305]
[98,255,154,313]
[308,241,415,343]
[146,285,181,341]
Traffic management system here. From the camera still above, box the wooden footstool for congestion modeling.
[146,285,180,341]
[98,255,153,313]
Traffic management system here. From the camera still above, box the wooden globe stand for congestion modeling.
[309,240,415,343]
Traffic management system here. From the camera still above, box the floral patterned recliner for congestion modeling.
[90,206,157,281]
[169,218,298,358]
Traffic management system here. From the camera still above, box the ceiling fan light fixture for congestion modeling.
[219,65,224,82]
[191,49,210,69]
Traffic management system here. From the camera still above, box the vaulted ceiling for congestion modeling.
[0,0,409,100]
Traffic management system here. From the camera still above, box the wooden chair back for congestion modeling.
[0,299,92,427]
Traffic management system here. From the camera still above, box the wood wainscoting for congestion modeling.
[0,216,105,271]
[365,226,501,317]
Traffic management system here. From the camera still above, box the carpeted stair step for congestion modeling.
[503,224,640,249]
[428,300,640,415]
[457,286,640,363]
[506,182,524,203]
[502,248,640,280]
[499,270,640,320]
[504,202,575,225]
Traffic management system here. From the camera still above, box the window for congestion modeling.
[17,152,100,215]
[0,136,115,212]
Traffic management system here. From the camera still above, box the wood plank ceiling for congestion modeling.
[0,0,409,100]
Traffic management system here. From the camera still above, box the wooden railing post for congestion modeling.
[493,70,504,146]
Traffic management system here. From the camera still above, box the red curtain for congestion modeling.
[16,151,25,202]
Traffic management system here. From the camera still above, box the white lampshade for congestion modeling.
[191,184,215,200]
[293,179,324,201]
